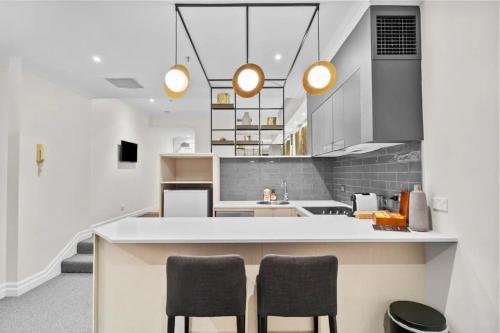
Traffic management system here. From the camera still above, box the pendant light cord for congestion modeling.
[175,8,178,64]
[317,6,320,61]
[246,5,249,64]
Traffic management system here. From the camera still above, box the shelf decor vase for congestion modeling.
[409,184,430,232]
[242,112,252,126]
[217,93,230,104]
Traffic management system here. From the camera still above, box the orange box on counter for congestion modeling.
[373,211,407,226]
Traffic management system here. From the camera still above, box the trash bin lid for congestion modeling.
[389,301,447,332]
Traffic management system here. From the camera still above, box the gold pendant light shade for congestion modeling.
[303,61,336,96]
[232,63,265,98]
[163,64,190,99]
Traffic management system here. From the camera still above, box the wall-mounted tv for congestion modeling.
[120,140,138,162]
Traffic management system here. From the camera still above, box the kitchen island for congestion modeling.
[93,207,457,333]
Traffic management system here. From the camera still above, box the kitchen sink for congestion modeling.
[256,201,290,205]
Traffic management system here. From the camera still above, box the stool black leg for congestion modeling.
[185,316,189,333]
[237,316,245,333]
[257,315,261,333]
[328,315,337,333]
[259,316,267,333]
[168,316,175,333]
[313,316,319,333]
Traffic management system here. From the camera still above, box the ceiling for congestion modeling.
[0,1,368,118]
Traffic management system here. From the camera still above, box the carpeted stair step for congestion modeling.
[77,237,94,254]
[61,254,93,273]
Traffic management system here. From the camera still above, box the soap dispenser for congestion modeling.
[409,185,430,232]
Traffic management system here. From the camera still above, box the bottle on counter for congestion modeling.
[409,185,430,232]
[270,189,277,202]
[263,188,271,202]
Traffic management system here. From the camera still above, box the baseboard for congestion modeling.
[0,283,6,299]
[0,205,155,300]
[0,228,92,299]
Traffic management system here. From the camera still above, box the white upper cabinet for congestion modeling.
[311,95,333,156]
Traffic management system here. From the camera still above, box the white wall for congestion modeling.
[0,62,8,289]
[90,99,174,223]
[150,112,211,153]
[421,1,499,332]
[0,62,177,288]
[16,69,92,280]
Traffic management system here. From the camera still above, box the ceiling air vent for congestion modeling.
[105,78,144,89]
[375,15,417,57]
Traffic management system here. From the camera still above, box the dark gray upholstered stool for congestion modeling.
[257,255,338,333]
[166,255,247,333]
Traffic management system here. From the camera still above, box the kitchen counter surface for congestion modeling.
[214,200,350,209]
[214,200,351,216]
[94,215,458,244]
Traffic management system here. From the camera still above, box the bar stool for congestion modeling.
[166,255,247,333]
[257,255,338,333]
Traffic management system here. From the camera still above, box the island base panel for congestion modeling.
[94,237,425,333]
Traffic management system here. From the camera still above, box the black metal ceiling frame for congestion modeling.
[175,3,319,89]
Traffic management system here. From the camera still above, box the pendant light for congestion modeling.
[303,7,336,96]
[232,6,265,98]
[164,9,190,99]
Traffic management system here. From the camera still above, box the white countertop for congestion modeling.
[94,215,458,244]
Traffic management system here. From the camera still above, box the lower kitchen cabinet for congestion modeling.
[252,208,295,217]
[215,208,297,217]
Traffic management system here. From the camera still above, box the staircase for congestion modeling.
[61,237,93,273]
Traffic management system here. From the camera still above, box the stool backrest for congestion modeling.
[258,255,338,317]
[166,255,246,317]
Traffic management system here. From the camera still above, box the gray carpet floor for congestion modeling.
[0,274,92,333]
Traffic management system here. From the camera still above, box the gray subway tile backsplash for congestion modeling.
[220,142,422,204]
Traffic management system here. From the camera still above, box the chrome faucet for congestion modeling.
[281,180,289,202]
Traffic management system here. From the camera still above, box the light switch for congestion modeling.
[432,197,448,212]
[36,144,45,163]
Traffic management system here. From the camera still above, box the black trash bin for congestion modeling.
[388,301,448,333]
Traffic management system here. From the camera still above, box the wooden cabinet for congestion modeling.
[159,154,219,217]
[254,208,294,217]
[215,207,298,217]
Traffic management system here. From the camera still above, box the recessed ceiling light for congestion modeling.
[92,55,102,64]
[149,98,155,103]
[274,53,282,61]
[301,112,306,117]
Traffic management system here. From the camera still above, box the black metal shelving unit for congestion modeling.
[210,84,285,156]
[175,3,319,156]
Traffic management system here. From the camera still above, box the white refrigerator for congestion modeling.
[163,190,209,217]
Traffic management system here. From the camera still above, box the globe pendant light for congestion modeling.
[164,10,190,99]
[303,7,336,95]
[232,7,265,98]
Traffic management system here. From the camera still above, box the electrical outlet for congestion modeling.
[340,185,345,192]
[120,204,125,211]
[432,197,448,212]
